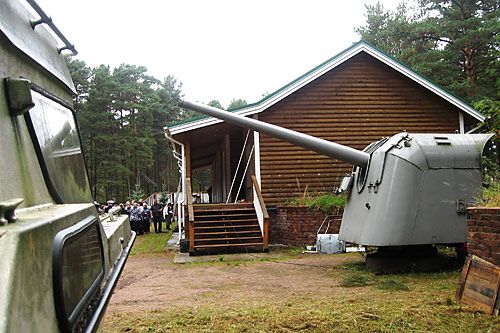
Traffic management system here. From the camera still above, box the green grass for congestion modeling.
[340,274,370,287]
[104,288,500,332]
[307,194,346,214]
[130,222,177,255]
[285,194,346,214]
[102,252,500,333]
[376,278,410,291]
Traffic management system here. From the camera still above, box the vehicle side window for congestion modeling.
[52,216,105,331]
[26,89,92,203]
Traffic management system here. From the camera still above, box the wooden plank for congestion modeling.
[195,217,257,222]
[492,273,500,315]
[251,175,269,219]
[263,217,269,251]
[464,275,496,302]
[470,260,500,283]
[260,119,456,127]
[196,230,261,236]
[188,220,195,253]
[457,256,500,315]
[456,257,472,300]
[261,178,347,185]
[194,210,256,214]
[194,224,260,230]
[195,242,264,249]
[185,139,192,179]
[195,236,262,242]
[194,208,255,214]
[461,293,493,313]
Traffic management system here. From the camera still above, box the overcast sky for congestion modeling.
[36,0,403,108]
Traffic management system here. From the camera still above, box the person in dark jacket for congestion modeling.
[151,199,163,233]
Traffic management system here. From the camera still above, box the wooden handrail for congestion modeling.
[251,175,268,219]
[186,177,194,252]
[251,175,269,251]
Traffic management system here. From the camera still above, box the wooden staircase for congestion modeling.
[189,203,265,254]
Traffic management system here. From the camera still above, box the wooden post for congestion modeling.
[188,218,195,253]
[186,177,195,253]
[263,217,269,252]
[185,138,191,179]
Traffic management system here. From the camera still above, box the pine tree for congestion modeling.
[357,0,500,101]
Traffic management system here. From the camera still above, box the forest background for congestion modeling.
[69,0,499,203]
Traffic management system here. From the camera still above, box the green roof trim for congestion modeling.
[168,41,483,132]
[168,113,209,127]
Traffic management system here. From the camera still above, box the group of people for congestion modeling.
[97,199,173,235]
[127,199,173,235]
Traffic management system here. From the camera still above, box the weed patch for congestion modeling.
[376,278,410,291]
[340,274,370,287]
[285,194,346,214]
[340,261,366,272]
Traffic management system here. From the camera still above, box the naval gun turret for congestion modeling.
[180,100,493,256]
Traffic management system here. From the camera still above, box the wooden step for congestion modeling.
[193,218,258,224]
[194,242,264,249]
[193,206,254,211]
[193,204,253,211]
[195,236,263,243]
[193,202,253,207]
[193,212,256,218]
[194,228,260,234]
[196,230,262,236]
[194,211,255,217]
[190,202,265,255]
[196,231,262,239]
[194,214,257,221]
[194,226,260,232]
[194,224,260,229]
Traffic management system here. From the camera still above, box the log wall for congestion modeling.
[258,51,471,206]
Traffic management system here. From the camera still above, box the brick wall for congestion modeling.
[268,209,278,244]
[466,207,500,266]
[270,206,343,246]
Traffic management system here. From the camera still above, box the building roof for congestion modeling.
[167,41,484,135]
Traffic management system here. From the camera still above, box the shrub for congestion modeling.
[479,181,500,207]
[285,194,346,214]
[478,154,499,207]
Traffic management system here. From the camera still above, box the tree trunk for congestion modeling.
[463,42,477,83]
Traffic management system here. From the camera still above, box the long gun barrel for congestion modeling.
[181,100,370,168]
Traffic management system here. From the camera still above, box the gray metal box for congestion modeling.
[316,234,345,254]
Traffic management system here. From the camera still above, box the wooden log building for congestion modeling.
[165,41,484,254]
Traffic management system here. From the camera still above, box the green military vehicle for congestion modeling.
[0,1,135,332]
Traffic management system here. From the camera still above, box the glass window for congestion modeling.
[27,90,92,203]
[53,217,105,330]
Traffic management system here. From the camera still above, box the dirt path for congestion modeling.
[105,251,360,313]
[101,250,500,332]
